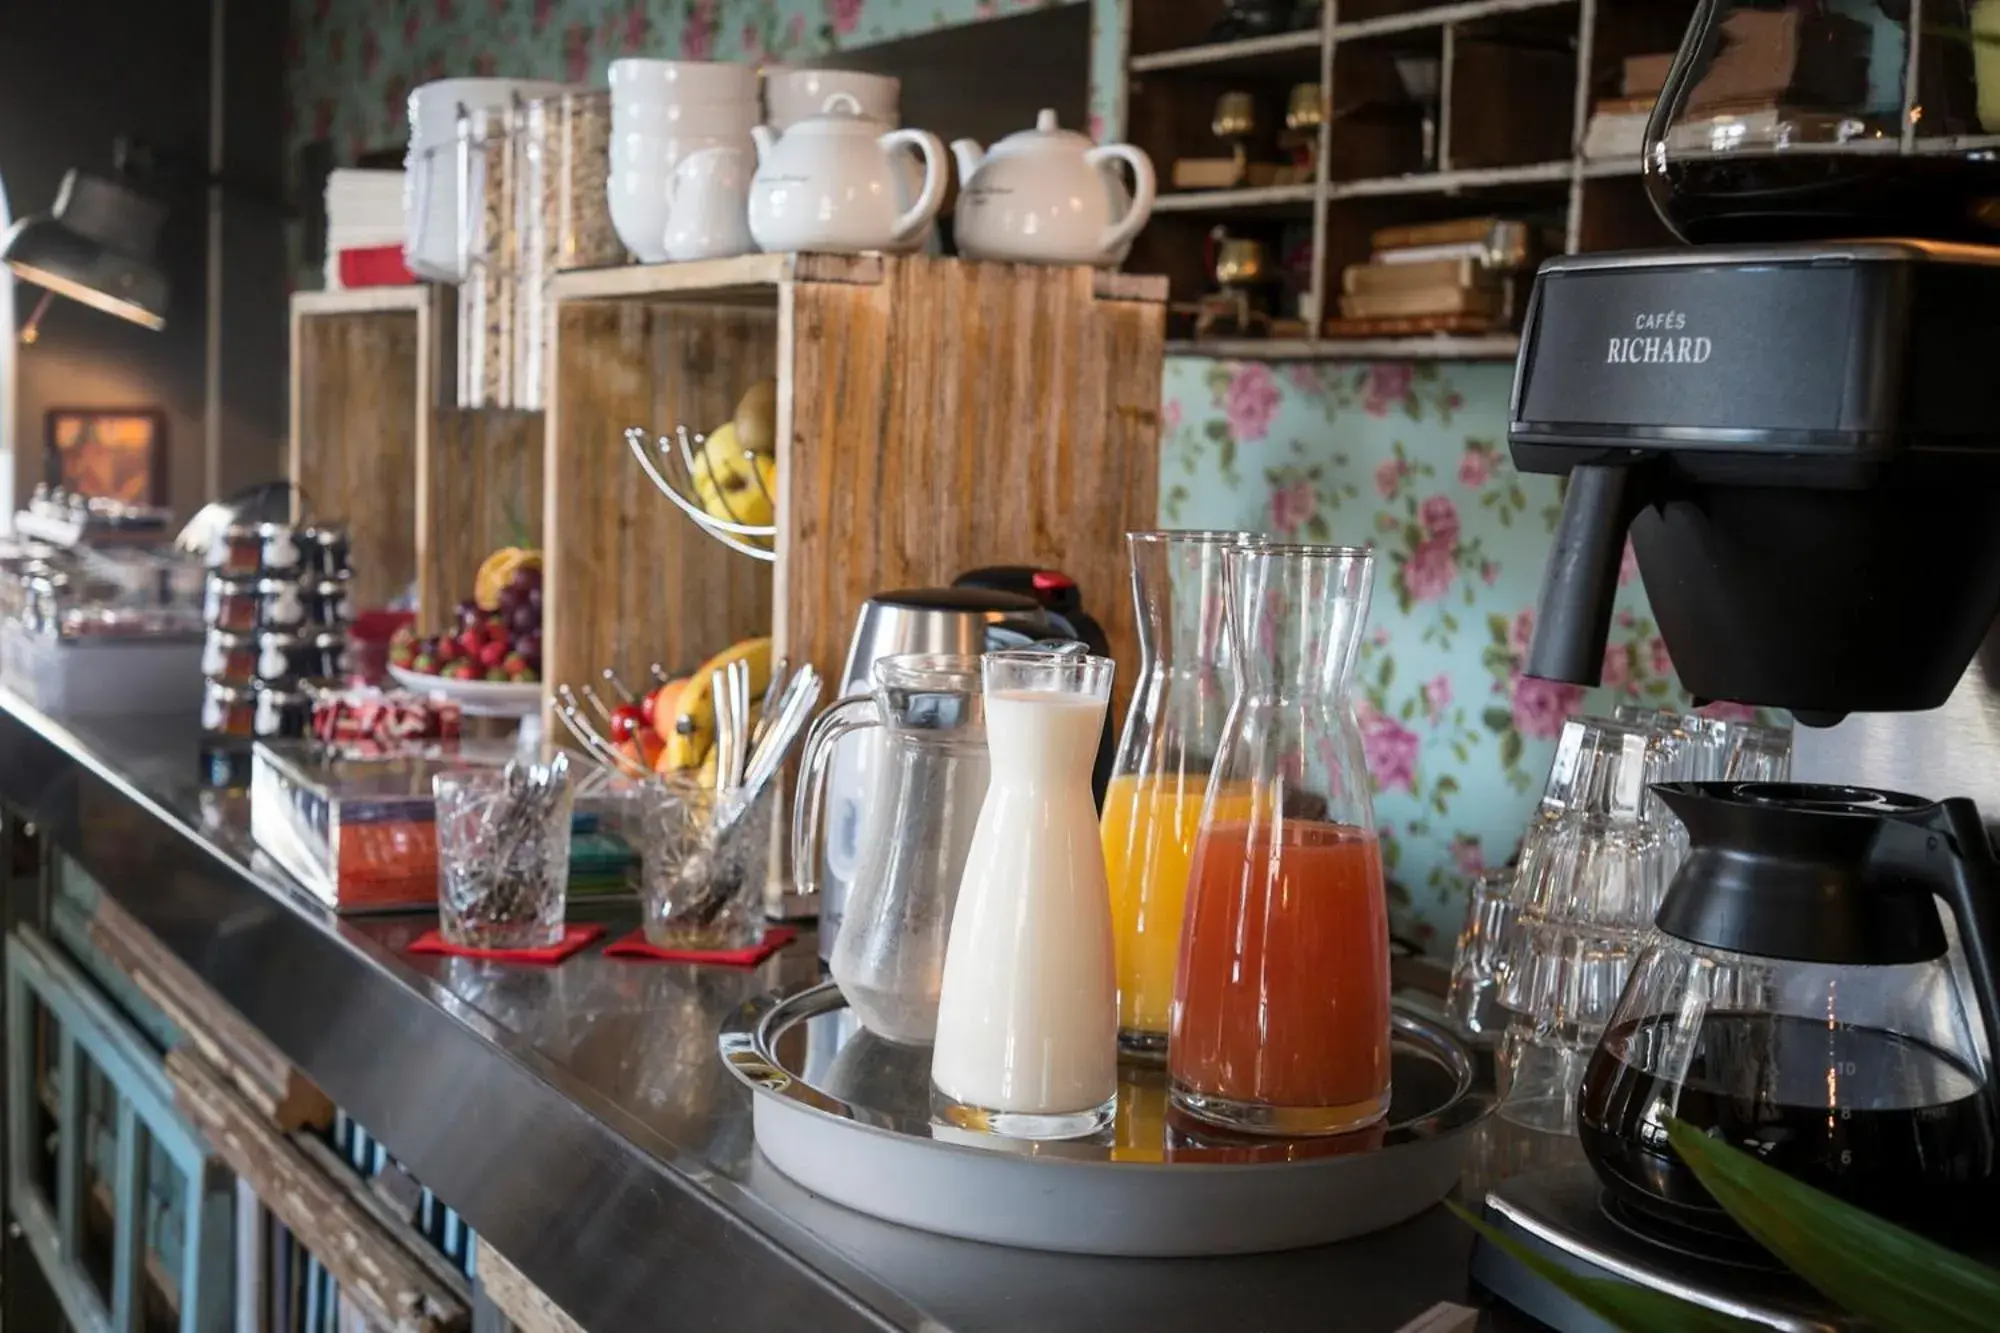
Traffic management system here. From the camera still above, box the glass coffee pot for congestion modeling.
[1646,0,2000,243]
[1578,782,2000,1247]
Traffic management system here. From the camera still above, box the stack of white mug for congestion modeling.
[608,61,935,263]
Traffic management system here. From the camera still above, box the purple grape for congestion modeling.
[525,585,542,613]
[514,565,542,591]
[518,631,541,662]
[457,604,482,631]
[510,605,537,634]
[497,586,522,614]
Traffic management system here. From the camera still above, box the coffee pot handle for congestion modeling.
[1910,798,2000,1100]
[790,693,879,898]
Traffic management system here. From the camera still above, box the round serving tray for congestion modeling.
[720,981,1493,1256]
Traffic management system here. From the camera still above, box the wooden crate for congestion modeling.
[542,253,1168,723]
[290,288,548,622]
[289,287,446,610]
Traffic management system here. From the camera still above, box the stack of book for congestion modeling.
[1329,217,1535,338]
[1582,52,1672,161]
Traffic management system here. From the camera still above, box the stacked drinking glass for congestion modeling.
[1492,707,1791,1131]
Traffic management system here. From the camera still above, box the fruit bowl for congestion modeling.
[387,665,542,717]
[625,378,780,563]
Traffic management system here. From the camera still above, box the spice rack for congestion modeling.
[1120,0,1700,360]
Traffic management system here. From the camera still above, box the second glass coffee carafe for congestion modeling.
[795,653,989,1045]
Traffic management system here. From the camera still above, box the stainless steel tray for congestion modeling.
[720,981,1494,1256]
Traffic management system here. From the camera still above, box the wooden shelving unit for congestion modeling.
[1123,0,1700,360]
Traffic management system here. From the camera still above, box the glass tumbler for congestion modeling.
[634,774,775,953]
[1100,530,1252,1058]
[1170,544,1392,1137]
[434,765,572,951]
[794,653,989,1045]
[1447,868,1518,1041]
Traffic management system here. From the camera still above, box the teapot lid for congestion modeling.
[785,92,880,136]
[987,108,1095,158]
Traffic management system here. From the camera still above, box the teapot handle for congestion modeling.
[1909,798,2000,1101]
[790,692,880,898]
[878,128,948,249]
[1084,143,1157,263]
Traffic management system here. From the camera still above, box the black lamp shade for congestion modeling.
[3,170,169,330]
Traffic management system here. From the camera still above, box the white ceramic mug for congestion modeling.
[608,58,758,107]
[611,102,761,138]
[665,146,755,262]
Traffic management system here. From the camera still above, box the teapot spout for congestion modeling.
[950,138,984,187]
[751,123,777,166]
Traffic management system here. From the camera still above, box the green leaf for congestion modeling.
[1667,1121,2000,1333]
[1400,698,1416,721]
[1488,613,1510,644]
[1378,657,1395,689]
[1500,729,1523,769]
[1436,774,1460,793]
[1447,1203,1763,1333]
[1481,706,1514,733]
[1204,419,1231,444]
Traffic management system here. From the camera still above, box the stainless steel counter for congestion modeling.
[0,691,1510,1332]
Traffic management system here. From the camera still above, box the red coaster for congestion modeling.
[604,925,797,967]
[408,922,606,964]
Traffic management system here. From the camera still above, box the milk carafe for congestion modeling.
[931,647,1118,1139]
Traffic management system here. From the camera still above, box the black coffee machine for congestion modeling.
[1471,7,2000,1325]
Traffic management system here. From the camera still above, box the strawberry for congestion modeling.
[447,660,479,681]
[478,639,507,668]
[483,620,510,646]
[434,636,460,664]
[501,652,528,676]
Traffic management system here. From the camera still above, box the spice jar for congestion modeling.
[253,684,312,740]
[258,522,303,575]
[204,576,261,633]
[300,523,351,580]
[255,578,306,630]
[202,629,258,684]
[305,578,354,628]
[206,524,263,576]
[201,680,257,738]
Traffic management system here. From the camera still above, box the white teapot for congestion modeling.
[748,93,946,255]
[951,110,1157,267]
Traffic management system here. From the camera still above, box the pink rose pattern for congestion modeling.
[1223,364,1281,442]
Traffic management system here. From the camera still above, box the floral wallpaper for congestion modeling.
[285,0,1750,954]
[1160,358,1756,949]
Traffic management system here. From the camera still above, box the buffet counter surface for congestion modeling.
[0,690,1529,1332]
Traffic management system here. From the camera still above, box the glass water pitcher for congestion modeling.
[794,654,989,1045]
[1645,0,2000,243]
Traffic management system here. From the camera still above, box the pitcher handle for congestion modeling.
[790,693,880,897]
[1909,798,2000,1105]
[1084,142,1156,262]
[879,128,947,249]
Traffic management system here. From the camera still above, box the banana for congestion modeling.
[660,636,774,772]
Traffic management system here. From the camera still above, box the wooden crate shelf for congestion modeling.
[288,286,445,610]
[542,253,1168,727]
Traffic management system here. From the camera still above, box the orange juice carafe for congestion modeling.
[1100,531,1254,1057]
[1170,543,1393,1137]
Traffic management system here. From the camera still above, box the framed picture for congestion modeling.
[44,408,167,506]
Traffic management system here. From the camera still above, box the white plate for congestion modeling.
[388,664,541,718]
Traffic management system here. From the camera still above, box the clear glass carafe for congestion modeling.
[795,654,988,1045]
[1645,0,2000,243]
[1577,781,2000,1247]
[1100,531,1251,1058]
[1169,544,1392,1136]
[931,648,1118,1140]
